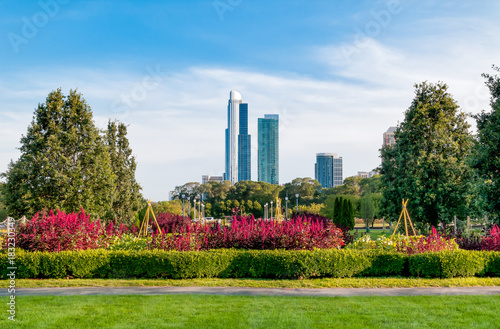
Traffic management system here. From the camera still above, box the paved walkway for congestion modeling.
[4,286,500,297]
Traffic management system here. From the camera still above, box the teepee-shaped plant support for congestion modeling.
[392,199,417,236]
[138,199,162,237]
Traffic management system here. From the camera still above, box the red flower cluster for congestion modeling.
[150,214,344,251]
[395,226,458,255]
[154,212,192,234]
[16,209,127,252]
[481,225,500,251]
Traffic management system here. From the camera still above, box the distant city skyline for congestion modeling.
[0,1,497,201]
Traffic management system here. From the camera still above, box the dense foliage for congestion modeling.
[0,89,142,220]
[2,248,499,279]
[105,120,143,223]
[380,82,474,226]
[328,196,355,230]
[472,66,500,222]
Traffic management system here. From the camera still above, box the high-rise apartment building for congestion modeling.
[383,127,397,147]
[315,153,343,188]
[202,175,224,184]
[224,91,251,183]
[258,114,279,185]
[238,103,251,181]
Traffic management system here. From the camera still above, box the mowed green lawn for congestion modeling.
[2,295,499,328]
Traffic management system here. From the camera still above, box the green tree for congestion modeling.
[173,182,203,201]
[155,200,183,215]
[472,66,500,222]
[360,175,382,195]
[347,199,355,229]
[230,180,282,206]
[341,199,350,228]
[105,120,142,222]
[326,196,354,230]
[279,177,320,205]
[0,183,8,221]
[337,176,362,196]
[1,89,115,218]
[297,203,324,215]
[333,197,342,223]
[360,193,375,230]
[380,82,474,226]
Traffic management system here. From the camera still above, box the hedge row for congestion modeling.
[1,249,499,279]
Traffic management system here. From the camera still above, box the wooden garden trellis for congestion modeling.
[138,199,162,237]
[392,199,417,236]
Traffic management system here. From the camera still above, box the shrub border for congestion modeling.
[1,249,499,279]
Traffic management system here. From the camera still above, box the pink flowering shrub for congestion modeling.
[481,225,500,251]
[154,212,192,234]
[395,227,458,255]
[16,209,127,252]
[150,214,344,251]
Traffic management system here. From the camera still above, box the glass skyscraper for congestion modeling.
[224,91,251,183]
[315,153,343,188]
[238,103,251,181]
[258,114,279,185]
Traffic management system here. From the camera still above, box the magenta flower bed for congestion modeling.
[150,214,344,251]
[15,209,128,252]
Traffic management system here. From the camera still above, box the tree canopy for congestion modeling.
[380,82,474,226]
[472,66,500,222]
[1,89,142,220]
[105,120,143,222]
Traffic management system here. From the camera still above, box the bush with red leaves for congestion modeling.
[481,225,500,251]
[150,215,344,251]
[15,209,127,252]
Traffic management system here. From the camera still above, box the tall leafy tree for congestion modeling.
[360,192,375,229]
[472,66,500,222]
[105,120,143,222]
[380,82,474,226]
[279,177,320,205]
[0,182,8,221]
[1,89,115,218]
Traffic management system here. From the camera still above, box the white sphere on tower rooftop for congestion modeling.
[229,90,242,101]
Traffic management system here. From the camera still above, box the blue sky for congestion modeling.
[1,0,499,201]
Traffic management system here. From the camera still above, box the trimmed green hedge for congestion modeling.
[1,249,499,279]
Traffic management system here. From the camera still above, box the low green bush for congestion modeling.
[1,249,498,280]
[409,250,485,278]
[480,251,500,277]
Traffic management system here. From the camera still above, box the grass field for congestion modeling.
[349,229,389,240]
[1,294,499,328]
[4,277,500,289]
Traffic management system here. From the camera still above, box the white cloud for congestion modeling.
[1,15,499,201]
